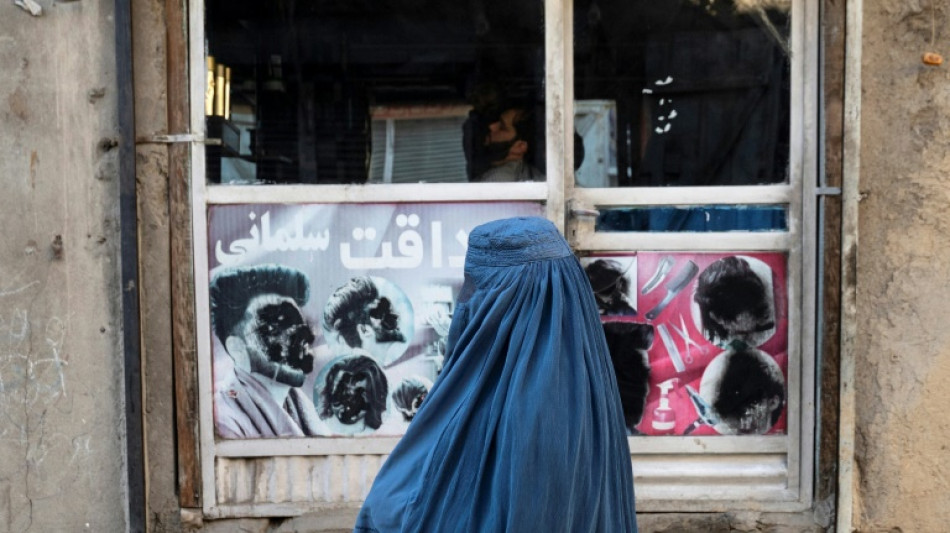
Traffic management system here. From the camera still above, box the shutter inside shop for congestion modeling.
[370,117,467,183]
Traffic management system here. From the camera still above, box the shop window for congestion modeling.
[575,1,791,190]
[191,0,817,518]
[203,0,545,185]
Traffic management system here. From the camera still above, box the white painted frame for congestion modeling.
[566,0,820,513]
[837,0,863,529]
[188,0,820,516]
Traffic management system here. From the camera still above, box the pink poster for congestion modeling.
[580,252,788,436]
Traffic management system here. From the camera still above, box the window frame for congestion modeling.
[187,0,820,517]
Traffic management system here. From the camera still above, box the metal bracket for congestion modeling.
[815,186,842,196]
[566,200,599,247]
[136,133,221,145]
[568,199,601,218]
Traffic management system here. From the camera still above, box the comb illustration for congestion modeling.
[644,260,699,320]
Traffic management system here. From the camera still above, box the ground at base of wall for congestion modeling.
[638,512,828,533]
[188,510,829,533]
[639,515,827,533]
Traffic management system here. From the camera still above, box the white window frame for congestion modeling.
[188,0,819,517]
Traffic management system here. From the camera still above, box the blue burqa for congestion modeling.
[354,217,637,533]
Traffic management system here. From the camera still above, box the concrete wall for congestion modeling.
[0,2,127,532]
[853,2,950,531]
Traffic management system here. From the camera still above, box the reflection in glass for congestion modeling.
[574,0,791,187]
[205,0,545,185]
[595,205,787,232]
[575,100,618,188]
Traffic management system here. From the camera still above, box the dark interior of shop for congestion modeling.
[204,0,790,188]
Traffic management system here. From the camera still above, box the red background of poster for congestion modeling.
[595,251,788,436]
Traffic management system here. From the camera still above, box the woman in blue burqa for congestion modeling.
[354,217,637,532]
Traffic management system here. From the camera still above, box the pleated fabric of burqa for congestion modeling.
[354,216,637,533]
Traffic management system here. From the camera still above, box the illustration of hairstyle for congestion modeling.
[391,377,431,422]
[693,256,774,345]
[712,344,785,433]
[585,259,635,316]
[323,276,381,348]
[209,265,310,344]
[319,354,389,430]
[601,322,653,432]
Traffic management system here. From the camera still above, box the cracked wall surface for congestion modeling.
[0,2,127,531]
[855,1,950,531]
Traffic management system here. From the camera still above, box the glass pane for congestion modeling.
[596,205,788,232]
[580,252,788,436]
[573,1,791,187]
[204,0,545,185]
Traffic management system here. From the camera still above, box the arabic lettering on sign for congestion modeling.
[215,211,331,266]
[339,213,468,271]
[428,221,469,269]
[215,210,469,270]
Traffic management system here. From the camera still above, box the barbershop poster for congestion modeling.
[580,252,788,436]
[207,202,542,439]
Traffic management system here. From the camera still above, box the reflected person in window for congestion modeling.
[474,107,544,182]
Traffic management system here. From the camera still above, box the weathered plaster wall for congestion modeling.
[855,1,950,531]
[0,2,127,532]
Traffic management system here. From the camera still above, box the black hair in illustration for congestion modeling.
[693,256,774,345]
[319,355,389,430]
[391,377,430,422]
[323,276,405,349]
[210,265,315,386]
[209,264,310,344]
[585,259,636,316]
[711,344,785,434]
[602,321,653,434]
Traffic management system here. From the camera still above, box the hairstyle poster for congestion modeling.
[206,202,543,439]
[580,252,788,437]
